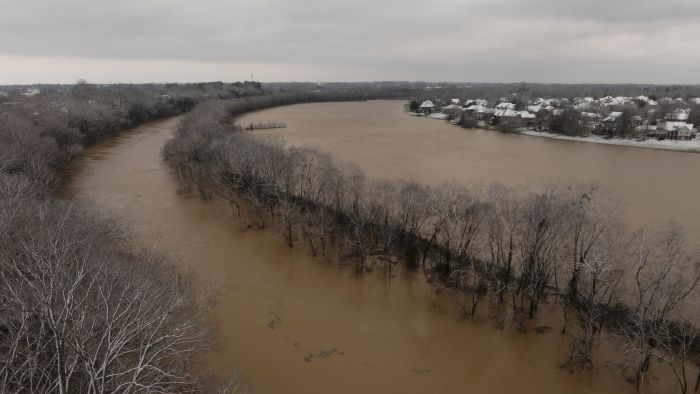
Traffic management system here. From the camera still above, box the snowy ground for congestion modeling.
[520,130,700,153]
[426,113,449,120]
[407,111,450,120]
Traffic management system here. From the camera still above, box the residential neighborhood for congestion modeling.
[409,94,699,141]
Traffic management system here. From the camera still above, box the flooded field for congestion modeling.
[241,100,700,236]
[66,113,681,394]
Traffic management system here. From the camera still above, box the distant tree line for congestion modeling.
[0,82,265,393]
[164,97,700,393]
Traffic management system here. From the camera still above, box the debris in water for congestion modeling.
[303,348,345,363]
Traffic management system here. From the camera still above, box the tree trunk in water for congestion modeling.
[286,222,293,247]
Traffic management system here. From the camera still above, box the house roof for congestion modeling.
[660,121,694,132]
[442,104,463,111]
[496,102,516,110]
[465,105,493,113]
[603,112,623,122]
[666,109,690,121]
[493,108,518,117]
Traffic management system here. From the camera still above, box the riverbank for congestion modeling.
[520,129,700,153]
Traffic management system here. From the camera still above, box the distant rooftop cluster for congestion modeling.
[412,94,700,140]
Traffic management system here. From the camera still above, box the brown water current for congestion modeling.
[241,100,700,237]
[66,113,683,394]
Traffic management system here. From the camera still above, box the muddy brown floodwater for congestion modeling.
[67,113,677,394]
[241,100,700,237]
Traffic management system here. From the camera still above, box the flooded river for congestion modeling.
[67,113,679,393]
[241,100,700,237]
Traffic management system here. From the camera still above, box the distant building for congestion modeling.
[656,121,696,140]
[419,100,436,114]
[465,104,494,120]
[495,102,516,110]
[442,104,464,118]
[665,109,690,122]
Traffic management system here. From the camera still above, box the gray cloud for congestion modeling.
[1,0,699,83]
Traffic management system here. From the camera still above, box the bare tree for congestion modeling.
[563,236,624,371]
[620,225,700,391]
[484,185,522,305]
[516,187,565,319]
[656,315,698,394]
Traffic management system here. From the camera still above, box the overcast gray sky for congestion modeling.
[1,0,700,84]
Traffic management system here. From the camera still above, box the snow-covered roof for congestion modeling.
[660,121,694,132]
[442,104,463,111]
[21,88,40,97]
[603,111,623,122]
[493,108,517,117]
[666,109,690,121]
[495,102,516,110]
[465,105,493,113]
[581,112,602,119]
[420,100,435,108]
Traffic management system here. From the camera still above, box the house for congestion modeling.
[665,109,690,122]
[418,100,436,114]
[600,96,630,106]
[527,104,543,113]
[21,88,40,97]
[493,108,519,118]
[635,95,658,106]
[519,111,537,126]
[580,112,603,131]
[656,121,696,140]
[675,126,695,140]
[581,112,602,120]
[464,105,494,120]
[442,104,465,118]
[493,109,536,126]
[602,111,623,123]
[495,102,516,110]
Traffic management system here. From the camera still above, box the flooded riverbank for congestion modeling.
[66,114,674,393]
[241,100,700,237]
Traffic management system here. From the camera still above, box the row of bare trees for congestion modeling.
[0,84,264,392]
[164,99,700,392]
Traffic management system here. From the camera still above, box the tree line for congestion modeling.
[0,82,265,393]
[164,98,700,393]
